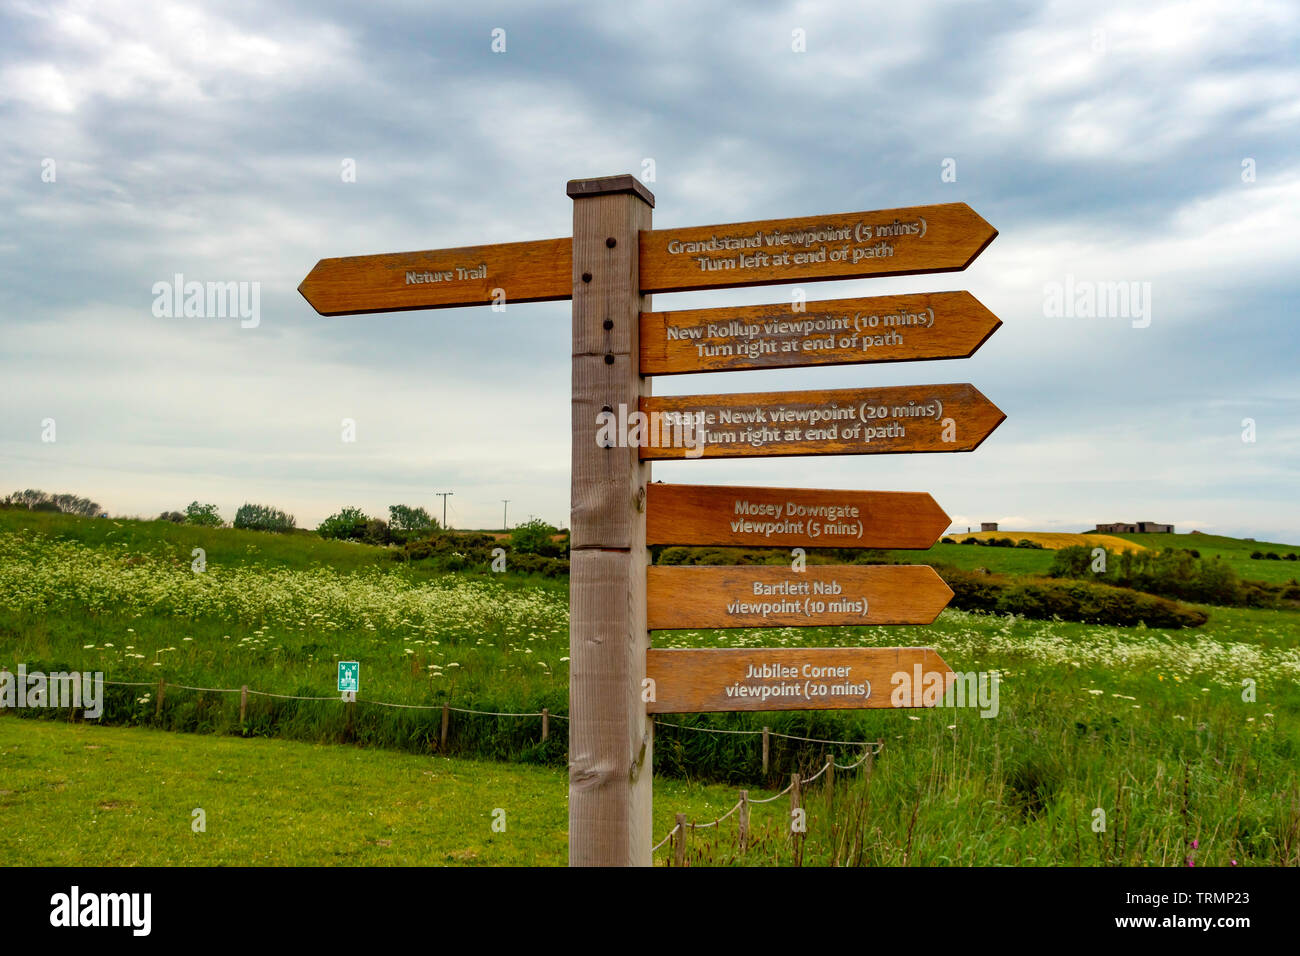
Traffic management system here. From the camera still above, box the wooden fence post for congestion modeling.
[440,704,450,751]
[826,753,835,792]
[239,685,248,723]
[155,679,165,718]
[738,790,750,853]
[762,725,770,776]
[567,174,656,867]
[673,812,687,868]
[541,707,549,742]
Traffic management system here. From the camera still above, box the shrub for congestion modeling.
[233,503,296,533]
[4,489,101,516]
[1016,539,1044,549]
[1286,553,1298,561]
[941,537,956,544]
[158,511,185,523]
[961,537,980,545]
[388,504,436,544]
[317,507,370,541]
[1049,545,1244,606]
[940,567,1207,628]
[510,518,564,557]
[1250,551,1263,559]
[185,501,223,527]
[362,518,391,546]
[1265,552,1281,560]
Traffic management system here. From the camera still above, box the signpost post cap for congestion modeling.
[566,174,655,207]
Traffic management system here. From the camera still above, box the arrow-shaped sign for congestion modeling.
[298,236,572,315]
[640,291,1000,376]
[645,646,955,713]
[639,202,996,295]
[647,565,953,630]
[646,483,949,549]
[637,383,1004,460]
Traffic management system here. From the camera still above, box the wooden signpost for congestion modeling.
[639,383,1005,460]
[300,174,1003,868]
[640,291,1000,375]
[645,483,949,549]
[647,565,953,629]
[646,647,954,714]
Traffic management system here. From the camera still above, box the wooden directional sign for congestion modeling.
[639,203,996,295]
[638,383,1004,460]
[640,291,1000,375]
[645,483,949,550]
[298,236,572,315]
[298,202,997,316]
[646,565,953,630]
[645,647,954,713]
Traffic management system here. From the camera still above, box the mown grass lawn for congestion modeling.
[0,719,752,866]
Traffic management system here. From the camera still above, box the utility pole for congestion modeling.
[436,492,453,529]
[502,499,510,532]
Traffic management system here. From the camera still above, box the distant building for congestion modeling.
[1094,521,1174,534]
[981,522,999,532]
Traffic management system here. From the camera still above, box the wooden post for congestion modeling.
[541,707,550,742]
[567,174,656,867]
[673,812,687,868]
[826,753,835,791]
[762,725,770,776]
[155,679,165,718]
[239,685,248,723]
[738,790,750,853]
[440,704,449,751]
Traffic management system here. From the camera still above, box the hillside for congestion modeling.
[956,531,1148,553]
[1112,531,1300,585]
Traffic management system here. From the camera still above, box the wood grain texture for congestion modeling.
[645,483,949,549]
[639,203,995,295]
[567,182,655,868]
[638,383,1004,460]
[646,647,955,713]
[298,236,572,315]
[646,565,953,630]
[640,291,1000,375]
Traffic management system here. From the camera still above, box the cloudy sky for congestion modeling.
[2,0,1297,541]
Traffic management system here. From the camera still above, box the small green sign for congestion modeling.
[338,661,359,693]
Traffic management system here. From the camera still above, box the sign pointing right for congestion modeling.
[640,291,1000,376]
[639,202,996,295]
[638,383,1005,460]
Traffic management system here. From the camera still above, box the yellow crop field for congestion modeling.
[957,531,1149,553]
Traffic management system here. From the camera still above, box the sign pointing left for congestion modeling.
[298,236,573,315]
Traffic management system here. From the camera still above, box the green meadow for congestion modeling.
[2,510,1297,865]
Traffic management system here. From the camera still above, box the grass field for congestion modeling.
[0,719,749,866]
[2,509,1298,865]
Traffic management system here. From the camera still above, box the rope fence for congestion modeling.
[653,739,885,865]
[89,674,884,752]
